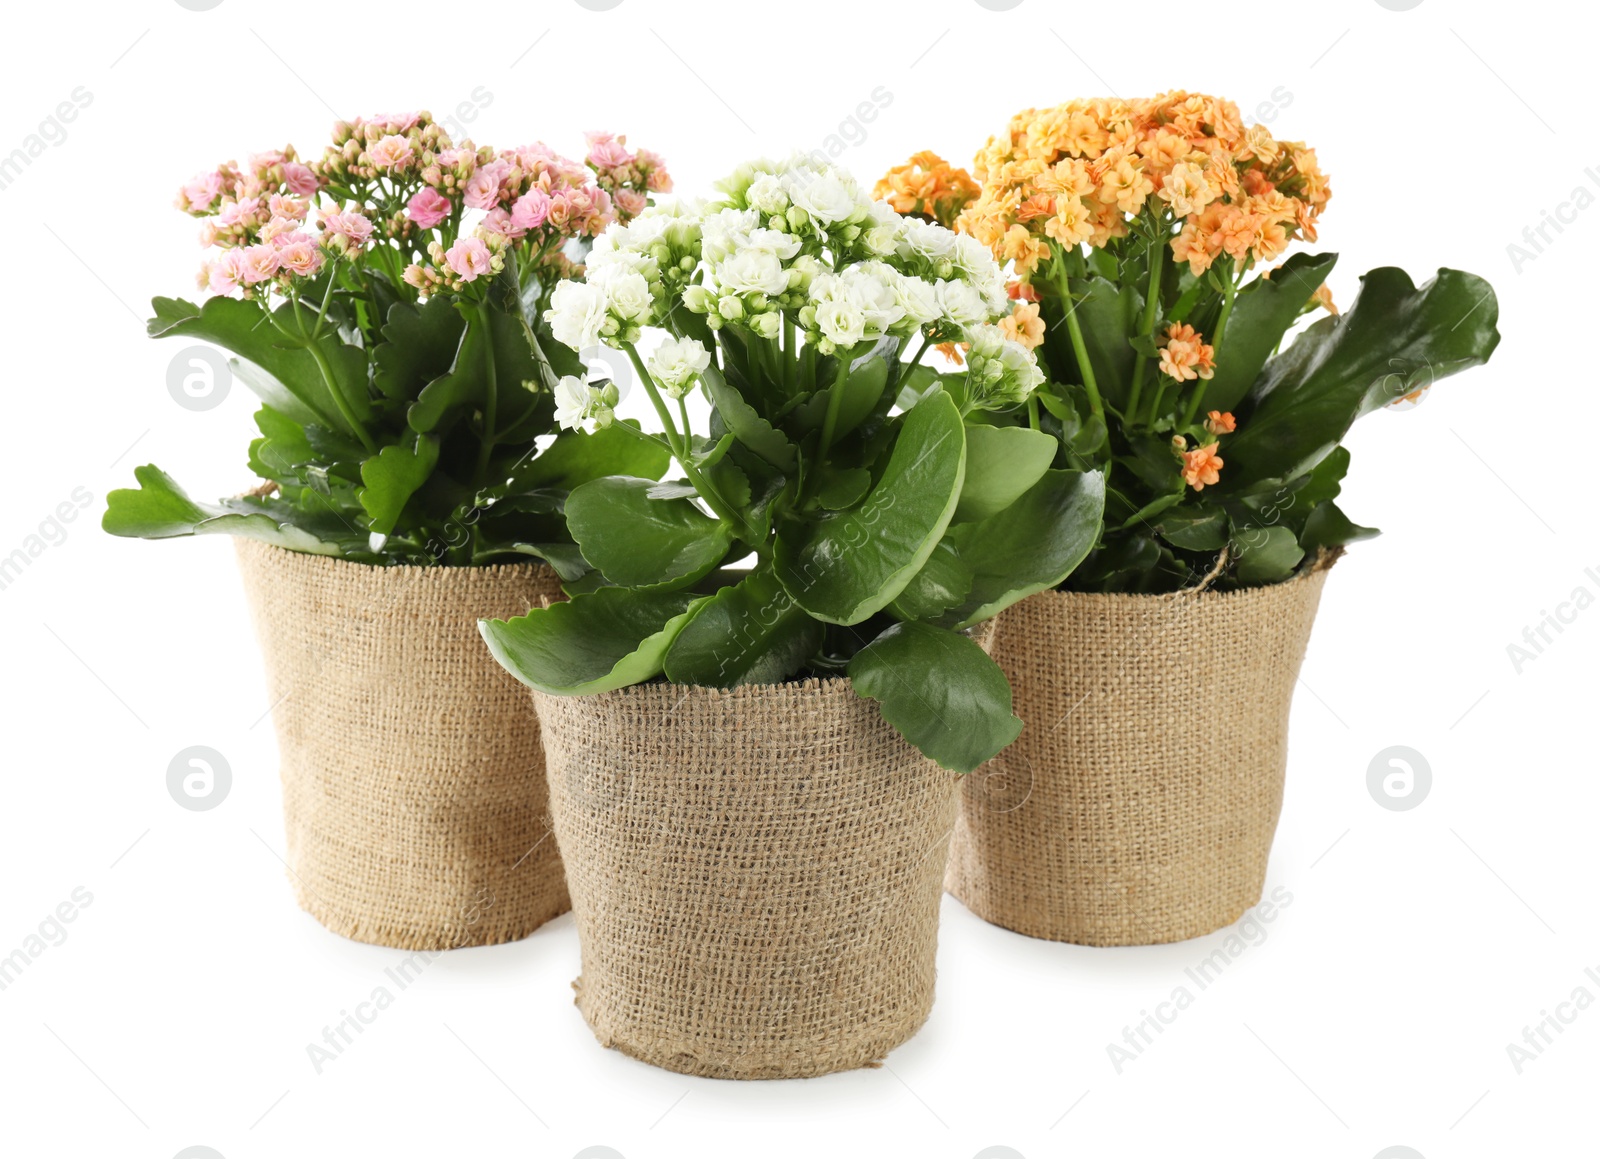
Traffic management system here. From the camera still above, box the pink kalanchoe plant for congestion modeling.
[106,111,673,568]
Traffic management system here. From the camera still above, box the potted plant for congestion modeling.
[882,92,1501,946]
[103,112,673,950]
[480,154,1104,1077]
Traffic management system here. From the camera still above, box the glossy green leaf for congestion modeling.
[663,567,822,686]
[953,425,1060,523]
[102,465,345,555]
[408,320,485,434]
[1233,524,1305,584]
[149,296,371,435]
[480,586,703,695]
[1154,506,1229,551]
[848,621,1022,774]
[700,361,797,471]
[358,434,440,537]
[936,468,1106,628]
[889,539,973,621]
[1300,500,1379,554]
[774,390,965,625]
[1199,252,1338,414]
[566,476,733,589]
[508,422,669,491]
[1225,267,1501,487]
[373,296,465,402]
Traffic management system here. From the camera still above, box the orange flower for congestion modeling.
[1182,442,1224,490]
[1311,283,1338,315]
[935,340,967,366]
[1205,410,1236,434]
[1000,300,1046,350]
[1007,280,1040,302]
[873,151,980,227]
[1158,322,1216,382]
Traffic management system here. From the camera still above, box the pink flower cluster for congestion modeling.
[175,111,670,301]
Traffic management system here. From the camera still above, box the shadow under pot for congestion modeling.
[947,553,1338,946]
[532,677,959,1080]
[235,539,570,951]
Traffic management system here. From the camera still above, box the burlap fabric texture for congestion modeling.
[236,539,569,950]
[947,554,1337,946]
[533,677,960,1079]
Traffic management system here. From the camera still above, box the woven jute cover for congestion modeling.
[947,555,1336,946]
[533,678,959,1080]
[236,539,569,950]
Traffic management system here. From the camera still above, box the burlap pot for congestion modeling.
[948,553,1337,946]
[235,539,569,950]
[533,679,959,1080]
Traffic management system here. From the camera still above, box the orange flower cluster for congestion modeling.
[873,150,980,228]
[1157,322,1215,383]
[954,92,1331,277]
[1181,442,1225,491]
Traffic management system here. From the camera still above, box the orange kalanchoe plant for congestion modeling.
[882,92,1501,592]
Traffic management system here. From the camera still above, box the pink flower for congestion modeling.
[207,250,248,296]
[614,188,647,218]
[283,162,320,196]
[197,220,220,248]
[277,241,325,278]
[481,208,525,240]
[261,218,305,245]
[588,139,633,169]
[180,171,224,213]
[323,210,374,246]
[370,111,421,133]
[464,160,510,210]
[407,187,451,229]
[444,237,492,282]
[248,150,285,174]
[368,135,414,170]
[268,194,307,222]
[510,188,551,231]
[238,244,281,284]
[217,197,260,227]
[647,167,673,193]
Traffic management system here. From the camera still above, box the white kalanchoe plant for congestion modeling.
[484,155,1104,774]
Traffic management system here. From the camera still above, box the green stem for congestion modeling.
[1053,262,1104,426]
[1027,395,1041,431]
[894,337,931,394]
[307,339,376,454]
[626,345,685,457]
[816,355,854,466]
[1125,236,1165,424]
[1181,275,1236,428]
[473,305,498,487]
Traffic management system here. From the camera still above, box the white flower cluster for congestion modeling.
[543,153,1043,412]
[553,375,619,432]
[646,335,711,399]
[964,324,1047,410]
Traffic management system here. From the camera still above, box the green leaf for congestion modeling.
[1224,267,1501,487]
[816,467,872,511]
[1300,500,1379,554]
[102,465,346,555]
[790,356,891,442]
[408,318,485,434]
[848,621,1023,774]
[149,296,371,436]
[565,476,733,590]
[480,586,703,696]
[373,296,465,402]
[774,390,966,625]
[1155,506,1229,551]
[509,423,670,491]
[358,434,440,537]
[1052,276,1140,412]
[1233,524,1305,584]
[247,405,317,480]
[936,469,1106,629]
[889,539,973,621]
[663,566,823,686]
[700,361,797,471]
[1200,253,1338,414]
[953,425,1059,523]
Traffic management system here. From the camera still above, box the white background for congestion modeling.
[1,1,1594,1156]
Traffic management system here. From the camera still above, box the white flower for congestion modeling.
[934,278,990,327]
[647,336,711,398]
[891,273,941,328]
[546,281,609,351]
[813,298,867,349]
[714,249,789,297]
[746,173,788,215]
[839,263,905,335]
[603,270,654,322]
[553,375,594,431]
[744,227,802,260]
[701,207,758,263]
[899,218,958,264]
[784,169,861,224]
